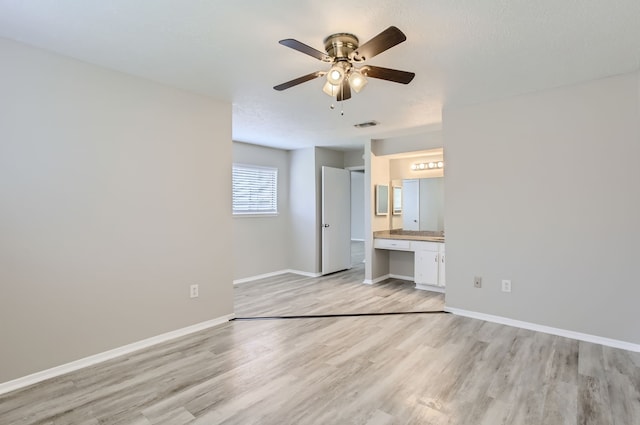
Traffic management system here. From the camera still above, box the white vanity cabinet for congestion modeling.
[374,238,446,289]
[373,238,412,251]
[438,246,445,287]
[412,241,444,287]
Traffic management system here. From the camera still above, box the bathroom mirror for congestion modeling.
[390,177,444,231]
[392,186,402,215]
[375,184,389,215]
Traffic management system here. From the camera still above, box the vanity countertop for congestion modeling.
[374,230,444,243]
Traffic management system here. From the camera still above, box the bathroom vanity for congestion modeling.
[373,230,445,291]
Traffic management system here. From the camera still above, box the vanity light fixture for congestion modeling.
[412,161,444,171]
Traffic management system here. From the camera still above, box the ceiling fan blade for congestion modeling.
[361,66,415,84]
[279,39,332,62]
[336,80,351,101]
[274,71,324,91]
[351,26,407,61]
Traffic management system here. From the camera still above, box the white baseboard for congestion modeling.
[233,270,290,284]
[363,274,391,285]
[445,307,640,353]
[389,274,414,281]
[233,269,321,284]
[415,283,445,293]
[288,269,322,278]
[0,313,235,396]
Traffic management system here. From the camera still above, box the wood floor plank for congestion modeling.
[1,256,639,424]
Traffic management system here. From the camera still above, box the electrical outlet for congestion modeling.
[190,284,199,298]
[474,276,482,288]
[501,279,512,293]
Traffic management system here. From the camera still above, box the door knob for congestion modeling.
[323,224,330,228]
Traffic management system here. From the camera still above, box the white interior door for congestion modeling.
[403,179,420,230]
[322,166,351,275]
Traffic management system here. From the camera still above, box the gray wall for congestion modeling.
[389,251,415,278]
[344,148,365,169]
[232,142,290,280]
[350,171,365,240]
[364,141,390,282]
[288,148,316,273]
[374,131,443,156]
[288,147,346,275]
[0,38,233,382]
[444,72,640,344]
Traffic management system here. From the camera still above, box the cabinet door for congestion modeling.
[415,250,439,285]
[438,251,446,287]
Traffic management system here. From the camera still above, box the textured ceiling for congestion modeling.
[1,0,639,150]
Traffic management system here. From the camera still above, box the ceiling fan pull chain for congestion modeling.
[340,84,344,116]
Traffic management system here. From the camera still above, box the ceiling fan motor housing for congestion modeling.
[323,33,359,59]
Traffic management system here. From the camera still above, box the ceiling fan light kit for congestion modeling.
[274,26,415,107]
[322,80,338,96]
[348,70,367,93]
[326,63,346,85]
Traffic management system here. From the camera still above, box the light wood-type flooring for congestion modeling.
[2,256,639,424]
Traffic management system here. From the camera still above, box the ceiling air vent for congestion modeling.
[354,120,378,128]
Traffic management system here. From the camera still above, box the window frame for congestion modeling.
[232,163,279,217]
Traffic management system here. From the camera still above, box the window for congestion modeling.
[232,164,278,215]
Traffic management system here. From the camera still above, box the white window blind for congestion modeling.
[232,164,278,215]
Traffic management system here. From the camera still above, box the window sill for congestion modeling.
[233,213,280,218]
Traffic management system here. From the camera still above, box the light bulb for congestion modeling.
[349,70,368,93]
[326,65,344,85]
[437,161,444,168]
[428,162,436,169]
[323,81,338,97]
[419,163,426,170]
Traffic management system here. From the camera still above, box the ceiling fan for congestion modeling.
[273,26,415,102]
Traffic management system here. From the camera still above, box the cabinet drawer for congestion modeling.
[411,241,440,252]
[374,238,412,251]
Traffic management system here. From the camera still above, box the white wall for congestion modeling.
[444,72,640,344]
[0,38,233,382]
[350,171,365,240]
[232,142,289,280]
